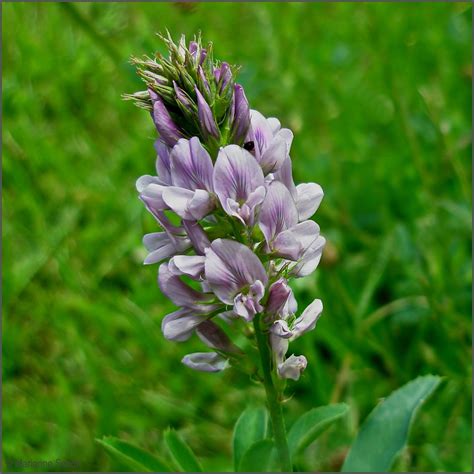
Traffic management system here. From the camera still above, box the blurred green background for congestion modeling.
[3,2,472,472]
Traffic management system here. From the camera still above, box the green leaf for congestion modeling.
[238,439,275,472]
[163,428,202,472]
[96,436,171,472]
[288,403,349,457]
[232,406,269,470]
[342,375,441,472]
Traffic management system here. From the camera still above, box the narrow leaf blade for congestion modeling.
[232,405,268,470]
[97,436,170,472]
[238,439,274,472]
[164,429,202,472]
[342,375,441,472]
[288,403,349,457]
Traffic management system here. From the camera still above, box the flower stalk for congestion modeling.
[254,314,292,472]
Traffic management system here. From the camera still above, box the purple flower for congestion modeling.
[204,239,268,321]
[162,308,207,341]
[213,145,266,225]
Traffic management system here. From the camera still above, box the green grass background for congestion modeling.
[3,2,472,472]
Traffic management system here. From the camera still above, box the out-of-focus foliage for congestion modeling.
[2,2,471,472]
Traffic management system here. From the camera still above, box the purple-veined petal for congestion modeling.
[296,183,324,221]
[158,262,212,307]
[168,255,205,279]
[154,140,173,185]
[182,220,211,255]
[140,183,169,214]
[259,181,298,245]
[213,145,265,222]
[292,299,323,339]
[204,239,268,304]
[162,309,205,341]
[277,355,307,381]
[170,137,214,192]
[182,352,229,372]
[290,235,326,277]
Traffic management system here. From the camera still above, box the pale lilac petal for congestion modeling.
[296,183,324,221]
[142,232,190,265]
[274,155,297,199]
[170,137,214,191]
[158,263,212,307]
[290,235,326,277]
[267,117,281,134]
[182,352,228,372]
[204,239,268,304]
[271,319,293,338]
[154,140,172,185]
[213,145,265,221]
[259,181,298,245]
[168,255,205,279]
[187,189,215,219]
[270,333,289,365]
[276,128,294,152]
[277,355,307,380]
[292,299,323,339]
[196,320,238,352]
[162,309,205,341]
[273,220,320,260]
[140,183,168,211]
[162,187,214,220]
[182,220,210,255]
[136,175,161,193]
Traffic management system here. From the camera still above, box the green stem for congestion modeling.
[253,315,292,472]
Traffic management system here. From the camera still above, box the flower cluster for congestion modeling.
[131,35,325,381]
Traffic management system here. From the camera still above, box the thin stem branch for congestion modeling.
[253,315,292,472]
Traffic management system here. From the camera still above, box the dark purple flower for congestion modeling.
[230,84,251,145]
[195,87,219,139]
[149,88,183,147]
